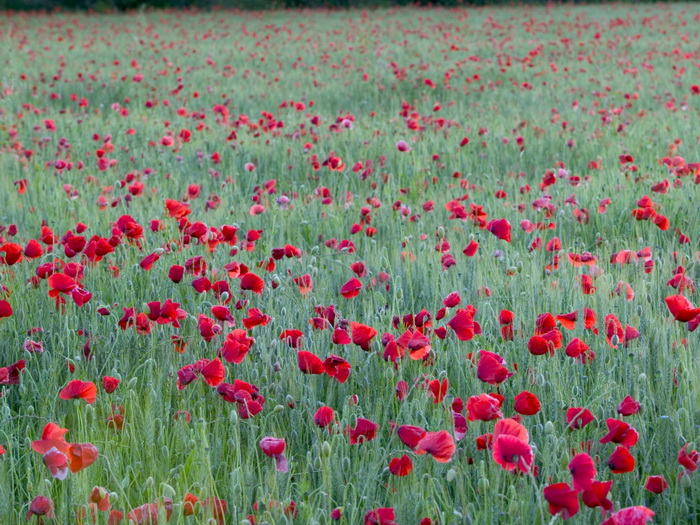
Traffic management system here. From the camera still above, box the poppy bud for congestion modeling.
[610,334,620,346]
[161,483,176,498]
[273,405,284,413]
[446,468,457,482]
[477,478,490,492]
[154,248,165,255]
[322,441,332,458]
[544,421,555,435]
[27,405,34,415]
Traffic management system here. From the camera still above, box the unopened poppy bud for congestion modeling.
[544,421,555,435]
[273,405,284,413]
[680,473,692,488]
[170,242,178,251]
[437,226,445,238]
[454,511,464,520]
[242,520,253,525]
[161,483,176,498]
[127,377,138,389]
[321,441,332,458]
[188,440,196,449]
[508,498,519,515]
[154,248,165,256]
[639,373,647,382]
[610,334,620,346]
[477,478,490,492]
[286,395,295,409]
[446,468,457,482]
[342,457,351,473]
[220,291,229,303]
[27,405,34,415]
[206,519,217,525]
[516,261,523,273]
[273,362,282,372]
[144,477,154,487]
[314,457,322,470]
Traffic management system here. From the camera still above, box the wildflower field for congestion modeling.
[1,3,700,524]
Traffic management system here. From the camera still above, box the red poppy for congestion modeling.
[298,351,325,375]
[397,425,427,449]
[340,277,362,299]
[566,407,595,430]
[427,378,448,403]
[604,314,625,348]
[514,391,541,416]
[467,394,503,421]
[569,453,596,491]
[388,455,413,476]
[240,272,264,294]
[293,274,313,295]
[665,295,700,322]
[463,240,479,257]
[476,350,513,385]
[332,327,351,345]
[323,355,351,383]
[416,430,455,463]
[242,308,271,329]
[219,330,254,364]
[601,506,654,525]
[59,380,97,404]
[259,437,288,472]
[486,218,512,242]
[599,419,638,448]
[67,442,99,473]
[0,300,12,319]
[492,434,533,473]
[102,376,120,394]
[607,446,635,473]
[678,443,699,472]
[364,508,396,525]
[543,483,579,520]
[581,479,613,511]
[644,475,668,494]
[32,423,69,454]
[347,418,379,444]
[280,329,304,348]
[564,338,589,359]
[27,496,55,521]
[494,418,529,443]
[617,396,640,416]
[447,306,479,341]
[313,406,335,427]
[43,447,69,479]
[350,322,377,350]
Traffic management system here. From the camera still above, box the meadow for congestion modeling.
[0,3,699,524]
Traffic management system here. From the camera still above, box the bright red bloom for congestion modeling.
[486,218,512,242]
[543,483,579,520]
[293,274,313,295]
[259,437,288,472]
[388,455,413,476]
[364,508,396,525]
[416,430,455,463]
[514,391,541,416]
[427,378,448,403]
[102,376,120,394]
[347,418,379,444]
[476,350,513,385]
[601,506,654,525]
[678,443,699,472]
[467,394,503,421]
[27,496,55,521]
[607,446,635,473]
[59,380,97,404]
[566,407,595,430]
[67,442,99,473]
[644,475,668,494]
[340,277,362,299]
[298,351,325,374]
[280,329,304,348]
[492,434,533,473]
[569,453,597,491]
[32,423,69,454]
[43,447,69,479]
[617,396,640,416]
[313,406,335,427]
[447,306,479,341]
[219,330,254,364]
[599,419,638,448]
[323,355,351,383]
[350,322,377,350]
[240,272,264,294]
[581,480,614,511]
[397,425,427,449]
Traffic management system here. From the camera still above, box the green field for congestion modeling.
[1,3,699,524]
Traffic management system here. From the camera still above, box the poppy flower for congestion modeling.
[492,434,533,473]
[183,493,199,516]
[293,274,313,295]
[297,351,325,375]
[447,306,479,341]
[566,407,595,430]
[486,219,512,242]
[604,314,625,348]
[280,329,304,348]
[259,437,288,472]
[678,443,699,472]
[581,479,614,511]
[240,272,264,294]
[388,455,413,476]
[59,380,97,404]
[644,475,668,494]
[364,507,397,525]
[601,506,654,525]
[347,418,379,444]
[607,446,635,473]
[332,327,351,345]
[427,378,448,403]
[340,277,363,299]
[528,335,552,356]
[416,430,455,463]
[599,419,639,448]
[313,406,335,428]
[617,396,640,416]
[665,295,700,322]
[323,355,351,383]
[514,391,541,416]
[43,447,69,479]
[397,425,427,449]
[350,322,377,350]
[476,350,513,385]
[219,330,254,364]
[463,240,479,257]
[543,483,579,519]
[90,486,110,512]
[467,394,503,421]
[102,376,120,394]
[564,338,589,359]
[67,442,99,473]
[32,423,69,454]
[569,453,597,491]
[27,496,55,521]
